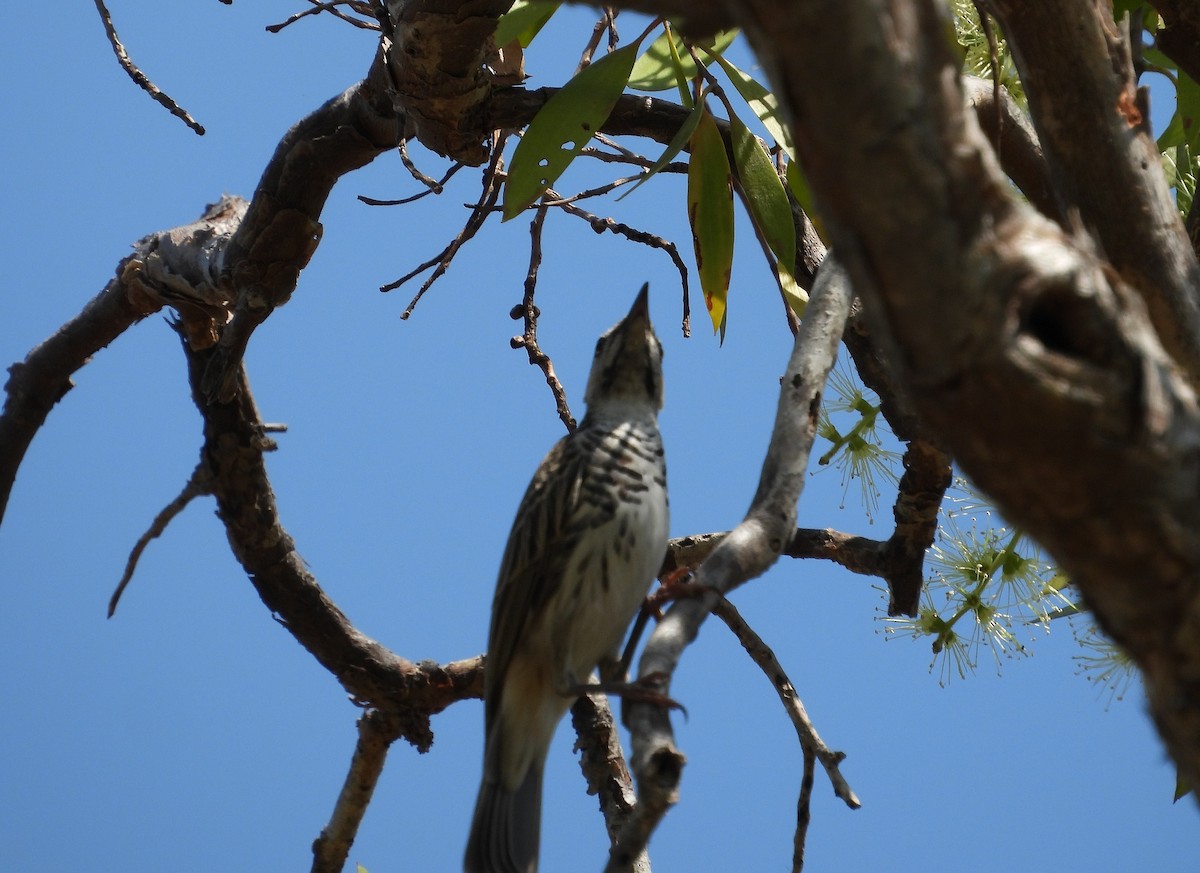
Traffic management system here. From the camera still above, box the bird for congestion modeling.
[464,284,669,873]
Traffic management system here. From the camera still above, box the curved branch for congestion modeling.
[184,338,483,746]
[608,252,854,871]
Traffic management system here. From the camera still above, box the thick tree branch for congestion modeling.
[988,0,1200,387]
[726,0,1200,793]
[609,254,853,871]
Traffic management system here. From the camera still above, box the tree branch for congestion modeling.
[570,693,651,873]
[0,196,245,525]
[183,336,484,746]
[311,709,405,873]
[608,252,853,871]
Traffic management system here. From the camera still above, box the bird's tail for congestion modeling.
[464,759,544,873]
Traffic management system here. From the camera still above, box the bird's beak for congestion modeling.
[626,282,650,322]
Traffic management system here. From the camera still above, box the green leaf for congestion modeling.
[1174,769,1193,803]
[776,260,808,317]
[503,39,644,220]
[687,105,735,338]
[494,1,560,49]
[616,99,704,201]
[1157,70,1200,152]
[730,113,795,277]
[628,28,738,91]
[708,53,795,160]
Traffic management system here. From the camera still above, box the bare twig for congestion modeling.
[578,8,620,71]
[92,0,205,135]
[108,461,214,618]
[510,205,577,431]
[549,193,691,337]
[794,748,815,873]
[607,250,854,872]
[267,0,380,33]
[712,598,861,810]
[382,135,507,315]
[541,175,648,207]
[398,138,447,192]
[1,197,246,526]
[358,162,464,206]
[185,340,485,743]
[578,148,686,173]
[310,710,404,873]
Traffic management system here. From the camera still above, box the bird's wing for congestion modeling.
[483,432,598,729]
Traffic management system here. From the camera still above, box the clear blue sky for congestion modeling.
[2,3,1195,871]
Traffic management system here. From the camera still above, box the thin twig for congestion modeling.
[593,133,644,163]
[540,174,647,206]
[109,461,214,617]
[381,135,507,314]
[92,0,205,135]
[511,205,576,431]
[399,139,446,192]
[358,162,464,206]
[578,148,686,172]
[605,8,620,53]
[548,193,691,337]
[267,0,380,33]
[794,748,815,873]
[712,598,861,810]
[577,8,619,72]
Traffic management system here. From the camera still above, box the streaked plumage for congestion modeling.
[465,285,669,873]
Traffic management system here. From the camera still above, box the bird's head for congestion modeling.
[583,283,664,416]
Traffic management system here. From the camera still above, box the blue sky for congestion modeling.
[1,3,1196,872]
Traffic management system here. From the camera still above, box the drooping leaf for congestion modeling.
[503,38,644,220]
[1157,69,1200,153]
[617,98,704,201]
[708,53,795,159]
[663,22,695,108]
[776,261,809,317]
[687,105,735,338]
[730,113,795,277]
[1175,769,1193,803]
[628,28,738,92]
[494,0,560,49]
